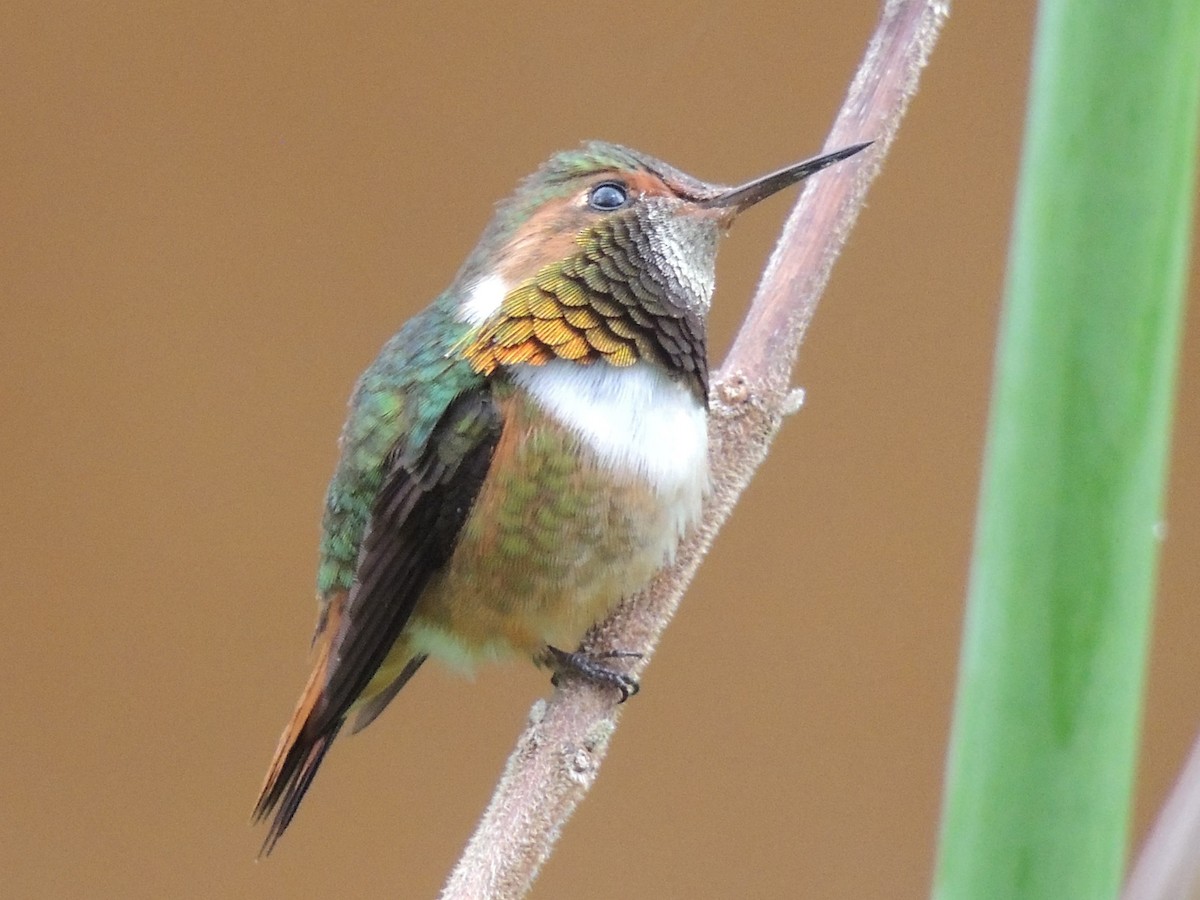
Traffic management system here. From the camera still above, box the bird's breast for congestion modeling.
[510,358,708,497]
[406,360,708,667]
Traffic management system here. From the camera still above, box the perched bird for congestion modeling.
[253,139,868,854]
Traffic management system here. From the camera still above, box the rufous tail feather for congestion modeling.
[252,595,344,856]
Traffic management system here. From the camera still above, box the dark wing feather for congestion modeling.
[253,387,501,853]
[321,388,501,724]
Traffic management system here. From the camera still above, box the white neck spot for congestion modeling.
[457,273,508,326]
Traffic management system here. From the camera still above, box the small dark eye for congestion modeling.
[588,181,628,211]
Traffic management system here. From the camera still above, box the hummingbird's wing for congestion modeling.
[254,382,502,854]
[324,387,502,723]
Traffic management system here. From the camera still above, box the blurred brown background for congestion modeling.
[2,3,1197,898]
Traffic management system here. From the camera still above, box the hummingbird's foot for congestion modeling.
[544,646,641,702]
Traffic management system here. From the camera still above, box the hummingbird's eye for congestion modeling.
[587,181,629,211]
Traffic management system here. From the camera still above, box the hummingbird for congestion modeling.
[252,139,869,854]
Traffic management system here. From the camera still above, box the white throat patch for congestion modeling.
[510,359,708,494]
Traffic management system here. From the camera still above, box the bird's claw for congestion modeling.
[545,646,642,702]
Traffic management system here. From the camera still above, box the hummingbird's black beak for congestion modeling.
[701,141,873,213]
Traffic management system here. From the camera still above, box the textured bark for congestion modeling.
[440,2,950,896]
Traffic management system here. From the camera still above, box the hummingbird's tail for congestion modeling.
[252,594,346,857]
[252,593,429,855]
[253,720,342,857]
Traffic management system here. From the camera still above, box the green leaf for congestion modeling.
[932,2,1200,898]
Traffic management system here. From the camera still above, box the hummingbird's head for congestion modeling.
[452,141,869,384]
